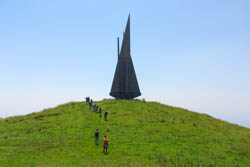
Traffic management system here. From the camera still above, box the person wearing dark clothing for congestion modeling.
[88,101,92,110]
[103,136,109,154]
[93,104,96,112]
[99,107,102,117]
[104,110,108,121]
[86,97,90,103]
[95,129,99,145]
[96,105,99,112]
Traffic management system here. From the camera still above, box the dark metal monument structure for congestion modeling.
[110,15,141,99]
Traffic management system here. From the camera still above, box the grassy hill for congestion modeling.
[0,100,249,167]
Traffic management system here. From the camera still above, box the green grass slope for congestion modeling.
[0,100,249,167]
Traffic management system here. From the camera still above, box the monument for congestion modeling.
[110,15,141,99]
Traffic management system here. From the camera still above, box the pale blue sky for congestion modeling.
[0,0,250,127]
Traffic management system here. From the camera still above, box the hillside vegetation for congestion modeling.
[0,100,249,167]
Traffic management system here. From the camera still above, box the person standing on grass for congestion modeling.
[86,97,90,103]
[96,105,99,113]
[104,110,108,121]
[99,107,102,117]
[95,129,99,145]
[88,101,92,110]
[103,135,109,154]
[93,104,96,112]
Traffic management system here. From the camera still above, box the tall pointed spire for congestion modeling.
[120,15,130,57]
[110,15,141,99]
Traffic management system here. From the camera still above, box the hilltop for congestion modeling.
[0,100,249,167]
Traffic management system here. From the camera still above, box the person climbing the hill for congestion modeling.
[99,107,102,117]
[93,104,96,112]
[95,129,99,145]
[96,105,99,113]
[103,135,109,154]
[104,110,108,121]
[88,101,92,110]
[85,97,89,103]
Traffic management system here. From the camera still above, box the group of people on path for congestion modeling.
[85,97,109,154]
[86,97,108,121]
